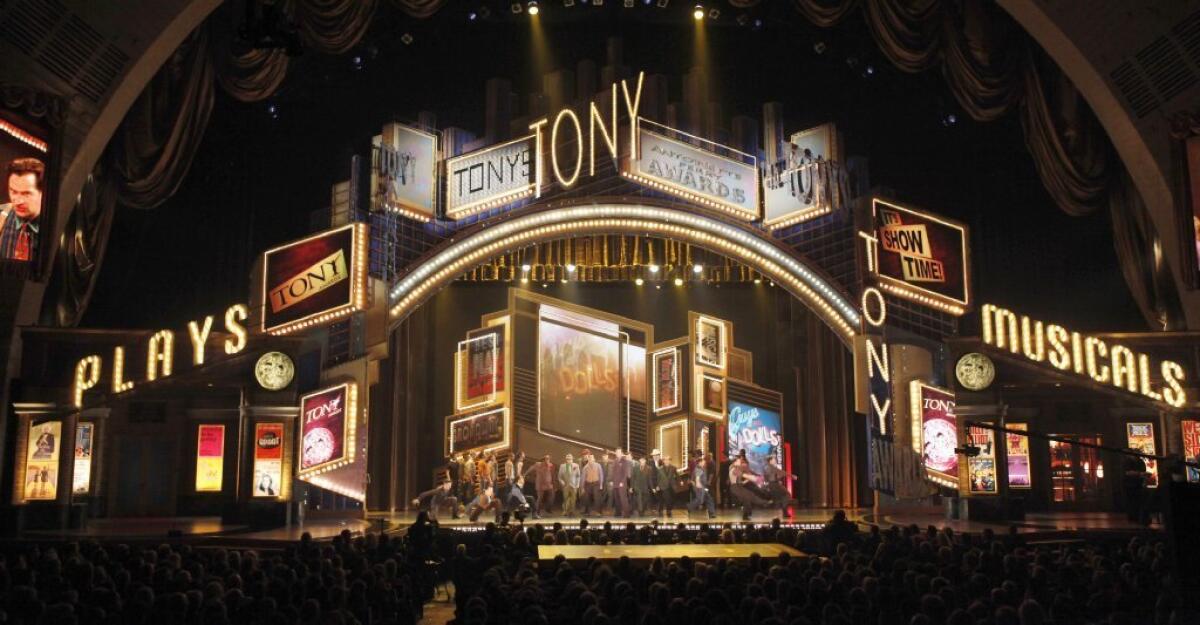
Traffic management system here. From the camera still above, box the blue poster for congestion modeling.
[727,400,782,476]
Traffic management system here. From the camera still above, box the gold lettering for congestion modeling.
[589,84,618,176]
[1110,345,1138,393]
[1138,354,1162,401]
[550,108,583,188]
[225,304,248,354]
[1046,324,1071,370]
[146,330,174,381]
[73,355,101,408]
[1084,337,1110,383]
[1020,317,1045,362]
[268,250,348,314]
[621,71,645,156]
[188,315,214,365]
[528,118,549,198]
[112,346,134,393]
[1162,360,1187,407]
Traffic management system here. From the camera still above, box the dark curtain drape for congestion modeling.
[797,311,862,508]
[790,0,1183,329]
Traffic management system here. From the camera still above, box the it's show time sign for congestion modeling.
[866,198,970,314]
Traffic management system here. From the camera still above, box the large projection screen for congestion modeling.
[538,307,622,448]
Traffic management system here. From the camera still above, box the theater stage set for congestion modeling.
[6,49,1196,547]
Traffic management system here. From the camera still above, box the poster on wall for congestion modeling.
[1006,423,1032,488]
[966,425,997,494]
[652,349,679,413]
[195,424,225,492]
[624,344,646,404]
[72,423,94,495]
[871,199,970,310]
[445,136,535,218]
[0,111,52,276]
[727,400,782,476]
[1183,420,1200,483]
[459,325,505,408]
[632,125,759,220]
[24,420,61,501]
[372,122,437,219]
[252,423,284,497]
[913,383,957,487]
[1126,423,1159,488]
[763,123,839,228]
[261,223,367,335]
[538,316,622,447]
[695,317,725,369]
[700,374,725,415]
[300,384,353,473]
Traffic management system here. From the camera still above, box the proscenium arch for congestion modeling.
[387,200,862,345]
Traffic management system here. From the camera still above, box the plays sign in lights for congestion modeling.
[980,304,1188,408]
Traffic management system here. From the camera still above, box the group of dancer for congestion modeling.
[413,445,796,524]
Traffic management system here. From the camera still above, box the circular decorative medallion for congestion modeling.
[955,352,996,391]
[254,351,295,391]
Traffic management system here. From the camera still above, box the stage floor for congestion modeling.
[537,543,804,561]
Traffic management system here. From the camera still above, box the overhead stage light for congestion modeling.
[527,1,539,15]
[522,264,531,271]
[693,4,704,20]
[635,278,644,286]
[708,8,719,18]
[566,263,576,272]
[674,278,684,286]
[692,264,703,274]
[648,264,660,273]
[512,2,523,13]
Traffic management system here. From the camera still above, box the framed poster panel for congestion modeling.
[72,422,94,495]
[24,420,61,501]
[1183,420,1200,483]
[1126,423,1158,488]
[299,383,358,475]
[909,382,958,488]
[965,424,997,495]
[261,223,368,335]
[252,423,285,497]
[695,316,726,370]
[870,198,970,312]
[651,348,679,413]
[372,122,437,220]
[195,424,225,492]
[1005,423,1031,489]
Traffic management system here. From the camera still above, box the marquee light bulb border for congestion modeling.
[297,382,359,478]
[387,204,860,344]
[261,223,369,336]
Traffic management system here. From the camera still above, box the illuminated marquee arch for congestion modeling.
[388,201,861,344]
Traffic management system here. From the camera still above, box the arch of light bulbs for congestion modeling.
[388,203,861,344]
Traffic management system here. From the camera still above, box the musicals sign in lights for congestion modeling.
[299,383,358,476]
[261,223,368,336]
[980,304,1188,408]
[866,198,970,314]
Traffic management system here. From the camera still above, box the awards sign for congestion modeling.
[1126,423,1158,488]
[372,122,437,220]
[300,383,355,474]
[253,423,284,497]
[261,223,368,335]
[1183,420,1200,483]
[195,424,225,492]
[966,424,998,494]
[1006,423,1031,488]
[727,400,782,476]
[911,382,957,488]
[871,199,969,311]
[24,420,61,501]
[763,123,840,228]
[652,348,679,413]
[445,136,535,219]
[72,423,94,495]
[632,125,759,220]
[447,407,506,455]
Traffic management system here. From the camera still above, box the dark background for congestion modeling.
[81,2,1144,333]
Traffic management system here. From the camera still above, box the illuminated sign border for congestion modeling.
[261,223,369,336]
[869,198,970,314]
[455,332,500,411]
[1126,422,1159,488]
[695,316,727,370]
[764,122,838,229]
[656,418,688,466]
[651,347,680,413]
[444,135,537,220]
[298,382,358,477]
[447,406,509,456]
[1005,422,1031,489]
[694,372,726,420]
[626,119,759,221]
[374,123,438,222]
[252,422,285,499]
[908,381,958,489]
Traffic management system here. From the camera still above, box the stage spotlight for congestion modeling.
[512,2,523,13]
[813,41,827,54]
[565,263,576,272]
[693,4,704,20]
[754,278,762,284]
[521,264,531,271]
[656,285,661,289]
[400,33,414,45]
[866,65,875,75]
[648,264,660,273]
[692,264,703,274]
[561,278,568,283]
[521,277,529,283]
[635,278,644,286]
[674,277,684,286]
[708,8,719,18]
[542,283,548,288]
[527,1,539,15]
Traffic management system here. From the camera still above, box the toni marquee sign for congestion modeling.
[261,223,369,335]
[864,198,970,315]
[981,304,1188,408]
[299,382,358,476]
[72,303,251,408]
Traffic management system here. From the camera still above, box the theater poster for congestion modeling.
[253,423,284,498]
[1126,423,1158,488]
[463,326,504,402]
[1183,420,1200,483]
[0,110,52,276]
[872,199,969,310]
[195,424,225,492]
[1006,423,1032,488]
[300,384,351,473]
[261,223,367,335]
[372,122,437,219]
[914,383,957,487]
[72,422,94,495]
[24,420,61,501]
[966,424,997,495]
[700,374,725,416]
[695,316,725,369]
[539,317,621,447]
[727,400,782,476]
[652,349,679,413]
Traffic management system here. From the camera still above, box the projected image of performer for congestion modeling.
[0,157,44,262]
[729,449,773,521]
[412,478,460,522]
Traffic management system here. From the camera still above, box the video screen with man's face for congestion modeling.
[1,112,50,275]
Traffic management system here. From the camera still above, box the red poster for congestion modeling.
[300,384,350,471]
[197,425,225,457]
[465,327,504,399]
[255,423,284,460]
[1183,420,1200,483]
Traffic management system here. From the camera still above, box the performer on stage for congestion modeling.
[610,447,633,517]
[502,475,531,513]
[525,454,556,519]
[412,479,460,522]
[688,450,716,519]
[631,455,652,517]
[581,449,605,516]
[601,451,615,514]
[763,455,797,518]
[558,453,580,517]
[729,449,773,521]
[461,452,476,500]
[466,486,502,523]
[651,450,676,519]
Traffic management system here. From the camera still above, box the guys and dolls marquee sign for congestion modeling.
[727,400,782,476]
